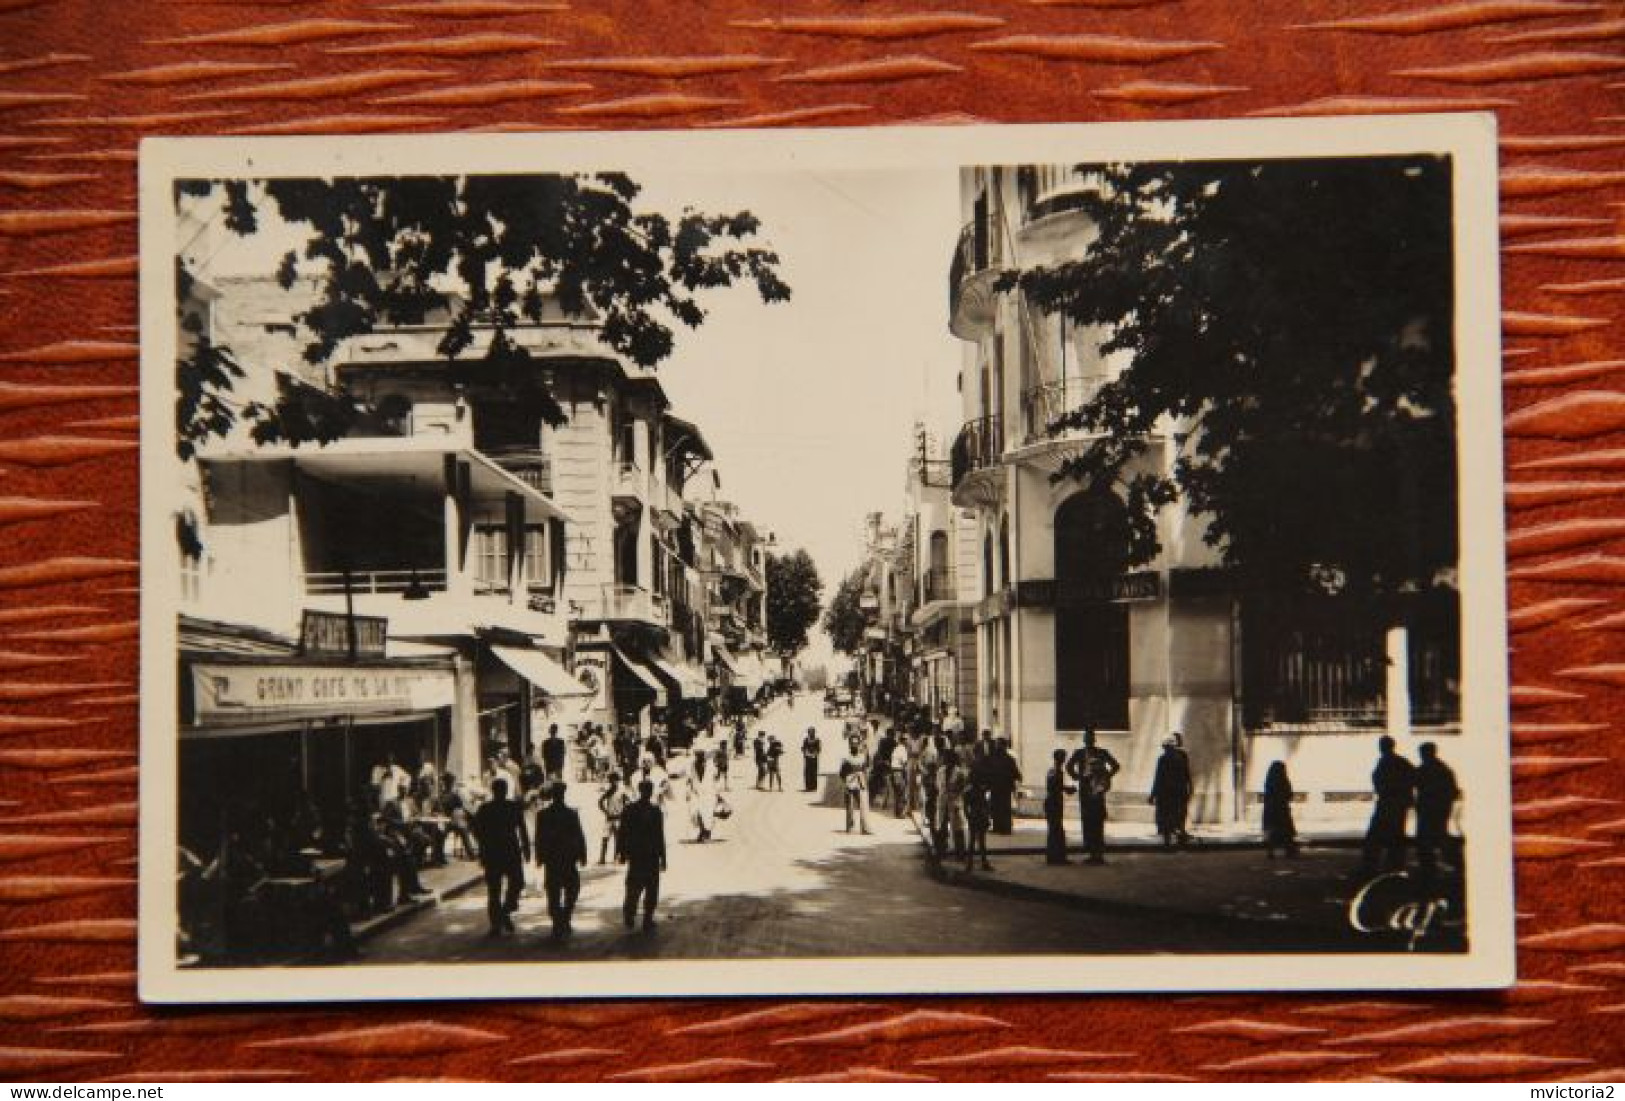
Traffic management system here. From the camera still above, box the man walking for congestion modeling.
[1414,741,1459,876]
[470,777,529,936]
[1065,728,1120,865]
[800,726,822,793]
[533,781,588,941]
[753,730,769,790]
[765,734,785,792]
[619,779,667,932]
[541,723,568,784]
[1360,735,1416,874]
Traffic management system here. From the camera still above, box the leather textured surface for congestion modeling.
[1,0,1623,1083]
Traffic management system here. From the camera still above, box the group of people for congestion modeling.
[466,774,670,941]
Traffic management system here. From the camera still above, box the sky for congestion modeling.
[637,169,964,673]
[189,168,966,675]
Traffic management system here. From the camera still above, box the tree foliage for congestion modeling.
[823,566,870,656]
[1009,156,1457,596]
[764,548,823,659]
[175,173,791,459]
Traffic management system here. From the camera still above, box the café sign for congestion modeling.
[300,609,387,660]
[190,661,454,725]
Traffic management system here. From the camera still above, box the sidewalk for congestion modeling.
[981,814,1364,855]
[350,858,484,942]
[907,812,1468,953]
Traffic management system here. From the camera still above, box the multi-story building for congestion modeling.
[903,432,979,721]
[944,165,1461,825]
[695,496,774,711]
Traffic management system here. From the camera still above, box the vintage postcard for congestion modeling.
[137,115,1511,1003]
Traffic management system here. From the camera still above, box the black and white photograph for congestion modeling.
[138,117,1511,1003]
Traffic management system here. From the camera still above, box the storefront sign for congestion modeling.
[190,661,453,725]
[299,610,388,660]
[1057,571,1161,604]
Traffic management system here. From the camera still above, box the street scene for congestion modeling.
[161,142,1472,981]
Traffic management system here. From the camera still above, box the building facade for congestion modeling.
[941,165,1461,826]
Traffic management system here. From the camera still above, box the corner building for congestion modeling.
[947,166,1460,827]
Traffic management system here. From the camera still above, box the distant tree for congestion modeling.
[174,174,791,460]
[1008,156,1456,597]
[764,549,823,661]
[823,566,870,656]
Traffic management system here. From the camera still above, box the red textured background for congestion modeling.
[2,0,1624,1083]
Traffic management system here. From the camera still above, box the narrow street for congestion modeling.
[360,695,1387,963]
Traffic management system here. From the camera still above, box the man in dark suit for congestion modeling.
[533,781,588,940]
[541,723,568,783]
[470,777,529,936]
[1414,741,1460,877]
[1360,735,1417,875]
[619,779,667,932]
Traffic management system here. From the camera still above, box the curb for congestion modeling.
[352,867,483,942]
[909,811,1349,944]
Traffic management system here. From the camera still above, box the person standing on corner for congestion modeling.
[1262,761,1299,859]
[470,776,529,937]
[766,733,785,792]
[533,781,587,941]
[1065,728,1120,865]
[1044,748,1076,865]
[1359,735,1416,875]
[801,726,822,793]
[619,779,666,933]
[839,732,873,835]
[985,738,1022,835]
[1414,741,1460,877]
[1149,733,1195,848]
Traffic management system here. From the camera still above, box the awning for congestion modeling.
[490,644,592,699]
[710,645,740,676]
[734,652,767,691]
[610,646,663,698]
[646,655,709,700]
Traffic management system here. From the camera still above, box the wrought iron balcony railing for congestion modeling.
[949,415,1003,489]
[1021,376,1110,443]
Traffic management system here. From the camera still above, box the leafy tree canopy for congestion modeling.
[823,566,870,656]
[1009,156,1457,597]
[764,548,823,659]
[175,173,791,459]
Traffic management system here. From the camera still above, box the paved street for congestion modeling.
[355,696,1413,963]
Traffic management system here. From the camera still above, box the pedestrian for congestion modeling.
[533,781,587,941]
[766,734,785,792]
[1414,742,1460,876]
[687,752,719,842]
[985,738,1022,834]
[963,771,993,873]
[1044,748,1075,865]
[470,777,529,937]
[619,779,666,932]
[753,730,769,790]
[1149,733,1195,848]
[541,723,568,783]
[438,773,479,861]
[713,740,731,792]
[1360,735,1416,875]
[888,735,911,818]
[872,726,897,811]
[839,734,873,835]
[1065,728,1120,865]
[1262,761,1298,859]
[937,748,969,860]
[596,772,629,865]
[919,732,943,830]
[801,726,822,793]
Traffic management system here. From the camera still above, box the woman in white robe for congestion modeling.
[686,752,719,843]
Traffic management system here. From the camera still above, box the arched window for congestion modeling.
[1053,491,1132,731]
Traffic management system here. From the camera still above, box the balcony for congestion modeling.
[1021,376,1110,443]
[612,460,645,507]
[920,567,956,606]
[949,219,1000,341]
[588,583,669,627]
[302,567,569,641]
[950,415,1004,510]
[913,457,953,490]
[485,447,553,496]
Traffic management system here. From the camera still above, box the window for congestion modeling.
[1055,602,1130,732]
[982,532,994,597]
[1241,598,1387,730]
[999,514,1011,589]
[1408,589,1461,728]
[473,525,508,591]
[522,524,551,591]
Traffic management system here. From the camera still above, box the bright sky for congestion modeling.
[639,169,964,672]
[191,169,965,674]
